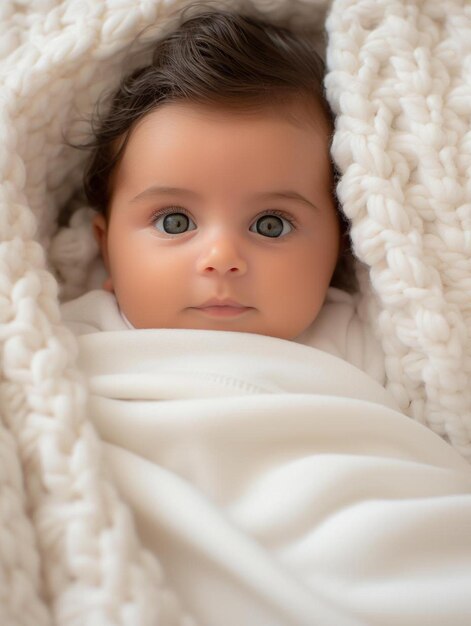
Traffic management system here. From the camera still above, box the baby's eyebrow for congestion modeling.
[252,190,318,211]
[130,186,197,203]
[130,185,318,211]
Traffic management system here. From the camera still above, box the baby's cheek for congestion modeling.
[280,255,330,324]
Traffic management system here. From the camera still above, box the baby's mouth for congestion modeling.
[191,298,253,318]
[193,305,252,318]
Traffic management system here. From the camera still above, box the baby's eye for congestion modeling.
[153,210,197,235]
[250,213,293,238]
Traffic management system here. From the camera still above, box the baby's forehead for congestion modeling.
[123,103,330,167]
[124,97,333,166]
[105,97,334,214]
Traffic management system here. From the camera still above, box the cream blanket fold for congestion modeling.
[73,326,471,626]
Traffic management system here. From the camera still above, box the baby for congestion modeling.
[61,6,385,383]
[58,11,471,626]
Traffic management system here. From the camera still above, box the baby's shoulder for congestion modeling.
[60,289,127,335]
[296,288,386,384]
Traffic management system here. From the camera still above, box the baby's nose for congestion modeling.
[196,234,248,276]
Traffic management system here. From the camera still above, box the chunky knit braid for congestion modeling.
[326,0,471,458]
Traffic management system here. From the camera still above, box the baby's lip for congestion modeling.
[196,298,250,309]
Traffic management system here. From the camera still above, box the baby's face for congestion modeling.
[93,101,341,340]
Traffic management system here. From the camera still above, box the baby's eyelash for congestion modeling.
[149,205,190,224]
[149,206,298,229]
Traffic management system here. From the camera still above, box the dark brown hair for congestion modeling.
[82,7,333,215]
[80,5,355,290]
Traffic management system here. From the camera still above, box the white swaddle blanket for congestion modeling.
[60,289,471,626]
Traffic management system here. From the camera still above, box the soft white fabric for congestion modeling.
[60,289,471,625]
[60,286,388,385]
[61,304,471,625]
[1,1,471,625]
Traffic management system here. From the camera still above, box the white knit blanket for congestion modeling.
[0,0,470,624]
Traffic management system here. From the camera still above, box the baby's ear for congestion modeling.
[92,212,113,292]
[93,213,108,262]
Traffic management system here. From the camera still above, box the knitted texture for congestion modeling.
[0,0,469,624]
[326,0,471,457]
